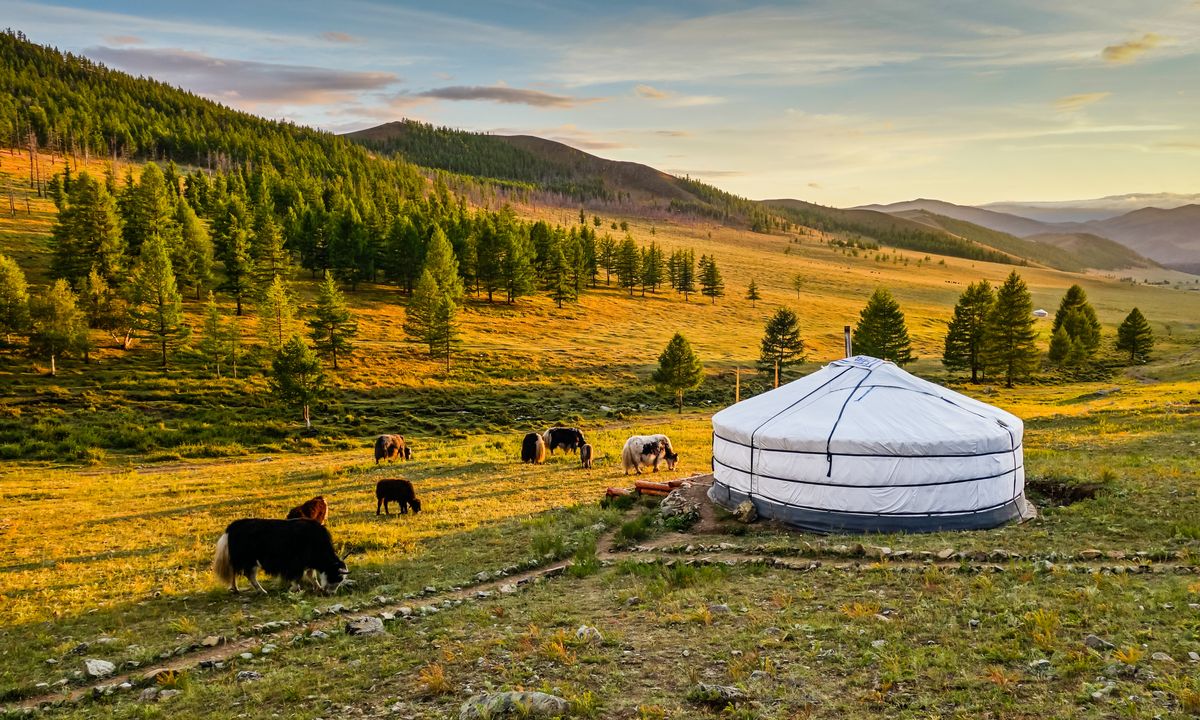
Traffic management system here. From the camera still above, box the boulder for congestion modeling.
[459,691,569,719]
[733,501,757,524]
[84,659,115,678]
[345,616,386,636]
[660,489,700,520]
[1084,634,1114,651]
[688,683,748,707]
[575,625,604,645]
[236,671,263,683]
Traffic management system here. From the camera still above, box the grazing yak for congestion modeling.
[521,432,547,464]
[543,427,586,455]
[621,434,679,475]
[580,443,594,469]
[376,478,421,515]
[213,518,348,594]
[286,495,328,524]
[374,434,412,464]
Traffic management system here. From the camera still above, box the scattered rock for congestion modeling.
[1084,634,1114,651]
[1151,652,1174,663]
[459,691,569,719]
[969,619,981,628]
[345,616,386,636]
[575,625,604,645]
[138,688,159,702]
[499,584,518,594]
[625,596,641,606]
[1189,651,1199,663]
[733,500,757,524]
[309,630,329,640]
[69,643,90,655]
[749,670,772,682]
[660,489,701,520]
[708,603,731,615]
[327,603,347,614]
[866,546,891,559]
[871,640,887,649]
[157,689,181,701]
[84,659,115,678]
[1028,658,1052,674]
[935,548,955,560]
[236,671,263,683]
[688,683,748,707]
[239,653,254,660]
[1079,549,1103,560]
[200,635,222,648]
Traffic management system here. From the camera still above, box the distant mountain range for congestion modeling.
[348,121,1194,274]
[858,198,1197,271]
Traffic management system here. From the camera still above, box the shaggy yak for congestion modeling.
[621,434,679,475]
[376,478,422,515]
[213,518,349,594]
[580,443,594,469]
[286,495,328,524]
[543,427,586,455]
[374,434,412,464]
[521,431,547,463]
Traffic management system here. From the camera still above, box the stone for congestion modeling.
[867,546,892,559]
[138,688,159,702]
[969,619,981,628]
[260,644,275,655]
[871,639,887,649]
[475,571,491,582]
[688,683,748,707]
[424,586,436,594]
[1151,652,1174,663]
[84,659,115,678]
[236,671,263,683]
[345,616,386,636]
[309,630,329,640]
[499,584,518,594]
[396,606,414,617]
[708,603,731,615]
[200,635,222,648]
[1028,658,1052,673]
[575,625,603,645]
[157,689,181,701]
[935,548,955,560]
[625,596,641,606]
[733,500,757,524]
[1084,634,1114,650]
[459,691,569,719]
[749,670,771,682]
[327,603,347,614]
[659,489,701,520]
[1079,549,1103,560]
[239,653,254,660]
[1188,651,1199,662]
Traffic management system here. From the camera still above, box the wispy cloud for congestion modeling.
[319,31,360,44]
[416,85,599,108]
[1054,91,1111,112]
[88,46,398,107]
[103,34,143,45]
[1101,32,1163,63]
[633,84,725,107]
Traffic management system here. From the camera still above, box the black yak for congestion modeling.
[286,496,328,524]
[376,478,421,515]
[580,443,594,469]
[543,427,586,454]
[374,434,412,464]
[522,432,548,463]
[213,519,348,594]
[621,434,678,475]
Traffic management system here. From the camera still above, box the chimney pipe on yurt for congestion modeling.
[843,325,852,358]
[708,356,1033,533]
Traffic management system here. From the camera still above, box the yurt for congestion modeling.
[709,356,1029,533]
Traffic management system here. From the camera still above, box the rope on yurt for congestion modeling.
[823,365,877,476]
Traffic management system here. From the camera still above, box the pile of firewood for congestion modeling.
[606,477,688,499]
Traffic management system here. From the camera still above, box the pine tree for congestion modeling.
[308,272,358,369]
[78,266,133,350]
[218,211,254,316]
[252,209,289,288]
[597,234,616,286]
[641,241,665,293]
[423,225,464,303]
[852,288,914,365]
[791,273,803,299]
[28,279,88,375]
[1047,325,1075,367]
[676,250,697,301]
[429,293,458,371]
[270,334,326,428]
[256,275,301,353]
[942,279,995,382]
[652,332,704,413]
[50,171,125,286]
[405,268,453,359]
[128,233,188,367]
[983,270,1040,388]
[758,307,805,373]
[121,163,180,258]
[197,291,231,378]
[0,253,31,347]
[1050,284,1101,362]
[173,199,213,299]
[699,254,725,304]
[500,228,535,303]
[544,243,576,308]
[1115,307,1153,364]
[745,279,761,307]
[615,235,641,296]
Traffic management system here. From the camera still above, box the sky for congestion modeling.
[6,0,1200,207]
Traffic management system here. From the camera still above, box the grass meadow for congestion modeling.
[3,150,1200,716]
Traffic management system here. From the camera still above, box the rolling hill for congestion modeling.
[983,193,1200,223]
[1066,205,1200,270]
[857,198,1053,238]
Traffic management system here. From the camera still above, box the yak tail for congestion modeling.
[213,533,235,585]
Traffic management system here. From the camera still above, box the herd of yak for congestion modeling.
[211,428,681,595]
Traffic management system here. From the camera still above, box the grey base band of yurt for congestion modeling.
[709,356,1031,534]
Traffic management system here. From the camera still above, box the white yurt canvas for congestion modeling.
[709,356,1029,533]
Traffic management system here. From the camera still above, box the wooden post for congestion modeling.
[774,359,780,389]
[735,366,741,403]
[844,325,852,358]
